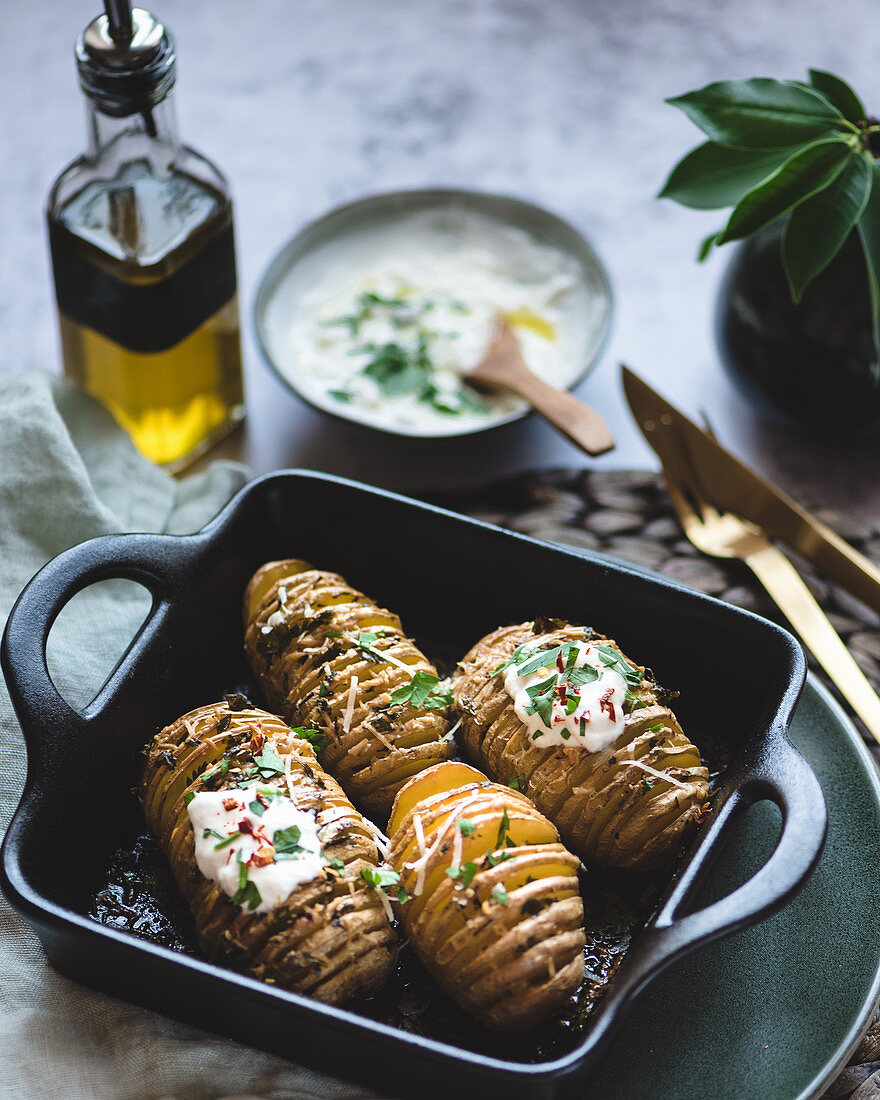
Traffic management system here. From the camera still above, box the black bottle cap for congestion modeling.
[76,6,175,117]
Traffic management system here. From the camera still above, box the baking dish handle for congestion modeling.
[2,532,200,760]
[621,724,827,988]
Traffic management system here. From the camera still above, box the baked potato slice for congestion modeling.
[243,559,454,820]
[451,622,710,872]
[388,761,585,1031]
[141,700,396,1003]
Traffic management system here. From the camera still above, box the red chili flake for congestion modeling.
[238,818,256,836]
[256,792,270,809]
[250,729,266,752]
[556,652,566,673]
[599,688,616,722]
[222,797,240,812]
[252,846,275,867]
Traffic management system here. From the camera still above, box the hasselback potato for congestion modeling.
[451,622,710,872]
[387,761,585,1031]
[243,559,454,820]
[141,699,396,1003]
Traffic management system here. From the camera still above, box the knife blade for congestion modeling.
[622,365,880,616]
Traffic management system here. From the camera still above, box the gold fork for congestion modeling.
[649,412,880,745]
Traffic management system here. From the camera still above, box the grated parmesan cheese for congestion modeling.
[450,819,463,876]
[342,675,359,733]
[441,717,463,743]
[364,722,395,752]
[410,813,428,896]
[618,755,690,792]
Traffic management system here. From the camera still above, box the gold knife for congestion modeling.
[628,381,880,744]
[622,366,880,616]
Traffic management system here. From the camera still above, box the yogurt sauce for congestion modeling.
[503,636,628,752]
[264,208,599,435]
[187,785,326,913]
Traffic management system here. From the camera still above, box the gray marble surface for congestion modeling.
[2,0,879,519]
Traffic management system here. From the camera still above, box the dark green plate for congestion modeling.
[590,675,880,1099]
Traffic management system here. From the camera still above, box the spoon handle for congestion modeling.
[502,364,615,456]
[471,322,615,456]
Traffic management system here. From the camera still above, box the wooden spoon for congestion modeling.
[466,321,615,456]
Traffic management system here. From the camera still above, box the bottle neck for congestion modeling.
[85,94,180,177]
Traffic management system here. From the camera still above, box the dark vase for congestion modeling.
[715,221,880,431]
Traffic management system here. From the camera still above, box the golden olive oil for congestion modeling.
[48,5,245,472]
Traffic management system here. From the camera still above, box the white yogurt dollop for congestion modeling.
[187,785,326,914]
[263,208,600,435]
[503,637,627,752]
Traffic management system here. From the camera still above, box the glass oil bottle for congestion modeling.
[47,2,244,471]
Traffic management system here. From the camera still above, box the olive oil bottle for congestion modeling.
[47,2,244,471]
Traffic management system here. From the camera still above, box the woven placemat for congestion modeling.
[433,468,880,1099]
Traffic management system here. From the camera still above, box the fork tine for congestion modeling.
[660,417,721,524]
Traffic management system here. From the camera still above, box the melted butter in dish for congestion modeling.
[187,785,326,913]
[503,636,627,751]
[263,207,600,435]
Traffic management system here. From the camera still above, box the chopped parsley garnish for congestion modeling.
[273,824,307,859]
[457,818,476,836]
[495,809,515,849]
[523,674,557,729]
[508,774,526,792]
[361,867,401,890]
[390,670,453,710]
[252,745,286,779]
[230,862,262,911]
[447,860,478,888]
[595,644,644,688]
[293,726,328,752]
[201,757,229,787]
[358,631,378,646]
[329,858,345,871]
[485,849,514,868]
[248,798,266,817]
[491,884,510,906]
[517,644,569,676]
[492,641,537,677]
[321,290,488,417]
[396,885,410,905]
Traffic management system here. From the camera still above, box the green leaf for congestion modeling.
[659,142,799,209]
[782,153,872,300]
[857,161,880,366]
[491,884,509,906]
[273,824,306,857]
[390,669,452,710]
[253,744,286,778]
[667,78,845,149]
[807,70,866,126]
[717,136,856,244]
[293,725,328,752]
[360,866,400,889]
[230,879,262,911]
[697,231,721,262]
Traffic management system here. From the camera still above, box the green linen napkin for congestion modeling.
[0,374,367,1099]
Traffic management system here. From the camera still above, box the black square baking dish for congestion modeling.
[1,471,826,1099]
